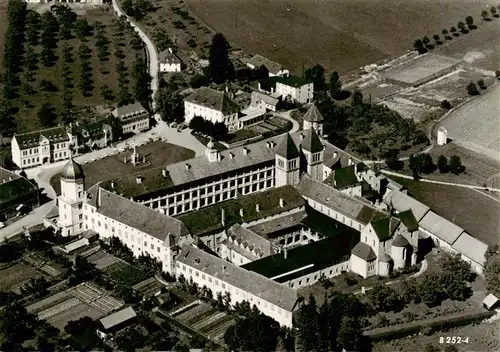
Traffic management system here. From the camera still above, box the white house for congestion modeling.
[258,76,313,104]
[112,102,150,134]
[183,87,240,130]
[250,91,279,112]
[11,126,71,169]
[243,54,289,77]
[158,48,181,73]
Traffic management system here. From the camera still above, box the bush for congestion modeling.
[466,81,479,95]
[344,273,358,286]
[441,100,452,109]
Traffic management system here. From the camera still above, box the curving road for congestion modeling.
[111,0,159,113]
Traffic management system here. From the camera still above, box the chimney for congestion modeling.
[111,181,115,189]
[185,163,191,170]
[229,152,235,159]
[239,208,244,217]
[162,168,168,177]
[243,147,249,155]
[348,157,353,166]
[221,208,226,227]
[300,133,305,140]
[279,198,285,208]
[333,151,338,159]
[9,176,12,181]
[136,176,142,184]
[283,247,288,259]
[266,141,271,148]
[2,179,5,183]
[222,265,227,274]
[256,203,260,212]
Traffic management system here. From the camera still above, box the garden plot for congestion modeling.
[0,262,43,293]
[133,277,163,297]
[105,261,150,287]
[88,251,122,270]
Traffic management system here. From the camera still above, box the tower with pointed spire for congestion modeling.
[302,103,324,135]
[274,133,300,187]
[205,138,219,162]
[58,157,86,236]
[301,128,324,181]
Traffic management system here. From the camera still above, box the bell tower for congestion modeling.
[58,158,86,236]
[274,133,300,187]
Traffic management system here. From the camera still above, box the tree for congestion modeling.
[482,10,489,21]
[212,122,228,141]
[100,85,114,101]
[295,295,319,352]
[433,34,440,42]
[425,344,440,352]
[409,154,424,180]
[457,21,466,32]
[437,155,448,173]
[495,70,500,80]
[39,79,58,92]
[467,81,479,95]
[65,316,103,351]
[491,7,498,17]
[421,153,435,174]
[122,0,134,16]
[37,103,58,127]
[422,36,430,45]
[465,15,474,27]
[68,256,100,286]
[188,115,206,133]
[224,311,280,352]
[477,79,486,89]
[208,33,233,84]
[448,155,464,174]
[190,74,209,89]
[328,71,342,98]
[366,283,403,312]
[133,0,154,20]
[484,252,500,296]
[441,28,449,36]
[445,346,459,352]
[133,57,152,104]
[450,26,457,34]
[0,301,39,348]
[337,316,363,351]
[441,99,452,109]
[304,64,326,92]
[74,18,92,40]
[351,90,363,106]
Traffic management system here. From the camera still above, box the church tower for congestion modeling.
[205,139,220,162]
[58,158,86,236]
[275,133,300,187]
[302,103,324,135]
[301,128,324,181]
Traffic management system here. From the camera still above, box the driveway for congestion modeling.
[273,110,300,134]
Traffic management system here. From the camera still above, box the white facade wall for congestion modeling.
[419,228,453,251]
[350,255,369,278]
[339,185,362,198]
[220,243,253,266]
[159,62,181,73]
[276,82,313,104]
[122,118,150,134]
[12,138,70,169]
[138,164,275,217]
[184,101,239,131]
[303,197,365,232]
[285,259,350,289]
[175,261,294,327]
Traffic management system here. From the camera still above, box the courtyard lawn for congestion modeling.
[50,141,195,195]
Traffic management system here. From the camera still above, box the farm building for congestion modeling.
[97,307,137,339]
[112,102,150,134]
[483,294,500,310]
[159,48,182,73]
[258,76,314,104]
[383,54,460,87]
[243,54,289,77]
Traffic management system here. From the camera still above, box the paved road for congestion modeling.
[111,0,159,112]
[273,110,300,134]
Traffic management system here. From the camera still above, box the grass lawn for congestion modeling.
[389,176,500,247]
[105,262,150,287]
[50,141,195,195]
[2,6,145,133]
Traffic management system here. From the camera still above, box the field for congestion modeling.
[185,0,492,74]
[439,83,500,162]
[50,141,195,195]
[0,262,42,293]
[0,4,145,133]
[389,176,500,247]
[373,321,500,352]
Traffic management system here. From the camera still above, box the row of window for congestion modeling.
[22,148,39,156]
[23,157,39,165]
[289,264,347,288]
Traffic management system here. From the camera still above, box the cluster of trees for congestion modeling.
[295,293,368,352]
[188,115,229,141]
[113,18,134,106]
[78,43,94,96]
[414,7,500,54]
[155,74,186,122]
[313,84,427,158]
[133,57,152,105]
[208,33,234,84]
[467,79,487,96]
[122,0,154,20]
[403,153,464,179]
[484,244,500,297]
[95,21,111,62]
[304,64,343,99]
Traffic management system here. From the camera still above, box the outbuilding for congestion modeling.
[483,293,500,311]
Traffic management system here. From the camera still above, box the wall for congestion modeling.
[303,196,365,232]
[350,254,368,278]
[160,62,181,73]
[285,259,350,289]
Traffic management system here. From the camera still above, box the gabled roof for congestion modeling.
[99,307,136,331]
[301,208,360,239]
[303,103,324,122]
[351,242,376,261]
[301,128,324,153]
[419,211,464,245]
[244,54,285,75]
[14,126,69,149]
[333,165,360,190]
[452,232,488,266]
[89,187,190,241]
[177,246,300,311]
[396,209,419,231]
[247,209,307,238]
[275,133,300,159]
[112,102,147,118]
[225,224,274,258]
[250,91,279,107]
[370,217,400,241]
[184,87,239,115]
[159,49,181,64]
[385,190,430,222]
[242,232,359,283]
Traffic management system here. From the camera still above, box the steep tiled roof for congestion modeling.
[244,54,284,75]
[392,235,409,247]
[93,188,190,241]
[351,242,376,261]
[297,175,386,225]
[322,139,360,169]
[452,232,488,266]
[112,102,147,119]
[177,246,300,311]
[242,232,359,283]
[301,128,324,153]
[247,209,307,238]
[177,186,305,237]
[370,217,400,241]
[385,190,430,222]
[333,165,360,190]
[184,87,239,114]
[251,91,279,107]
[224,224,274,258]
[419,211,464,245]
[275,133,300,159]
[0,175,38,207]
[396,209,419,231]
[303,103,324,122]
[159,49,181,64]
[14,126,68,149]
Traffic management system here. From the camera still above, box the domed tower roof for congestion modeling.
[61,158,84,180]
[392,235,409,247]
[379,253,392,262]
